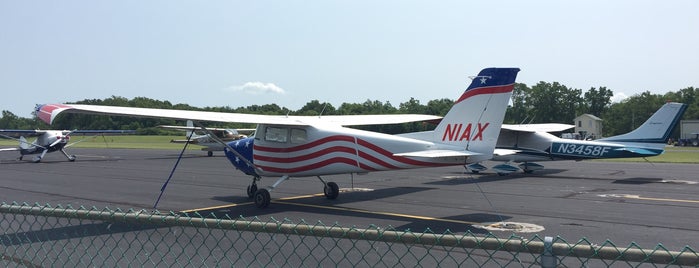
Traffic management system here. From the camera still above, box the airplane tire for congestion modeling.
[69,155,77,162]
[324,182,339,200]
[471,170,480,174]
[497,173,508,176]
[246,184,258,199]
[254,189,271,208]
[523,170,534,174]
[207,151,213,157]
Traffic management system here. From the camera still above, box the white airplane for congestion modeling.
[0,129,135,163]
[36,67,520,208]
[159,120,255,156]
[466,102,688,175]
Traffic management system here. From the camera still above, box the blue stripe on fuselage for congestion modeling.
[550,142,662,159]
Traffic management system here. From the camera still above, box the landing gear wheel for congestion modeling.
[324,182,339,200]
[523,169,534,174]
[254,189,271,208]
[68,155,76,162]
[471,170,480,174]
[246,184,258,199]
[497,172,507,176]
[207,151,213,157]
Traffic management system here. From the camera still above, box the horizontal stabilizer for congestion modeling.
[613,147,660,156]
[393,149,481,158]
[494,148,520,156]
[502,123,574,133]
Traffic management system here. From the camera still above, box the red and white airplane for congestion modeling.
[36,67,520,208]
[0,129,135,163]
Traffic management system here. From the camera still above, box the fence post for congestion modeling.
[541,236,557,268]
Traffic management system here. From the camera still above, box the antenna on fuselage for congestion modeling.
[318,102,328,118]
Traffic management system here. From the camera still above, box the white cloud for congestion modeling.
[611,92,628,103]
[227,82,286,95]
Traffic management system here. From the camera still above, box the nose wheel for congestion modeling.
[253,188,271,208]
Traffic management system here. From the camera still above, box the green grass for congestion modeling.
[0,135,199,150]
[594,146,699,164]
[2,136,698,163]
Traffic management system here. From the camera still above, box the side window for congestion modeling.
[290,128,307,144]
[265,127,288,143]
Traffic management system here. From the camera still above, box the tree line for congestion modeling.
[1,83,697,138]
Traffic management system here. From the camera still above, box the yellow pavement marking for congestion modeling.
[272,200,480,225]
[621,194,699,204]
[180,202,250,213]
[180,193,479,226]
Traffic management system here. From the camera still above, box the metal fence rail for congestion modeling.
[0,202,697,267]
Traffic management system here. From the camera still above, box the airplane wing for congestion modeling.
[393,149,481,158]
[37,104,443,126]
[501,123,574,133]
[158,125,256,133]
[71,130,136,134]
[0,129,46,136]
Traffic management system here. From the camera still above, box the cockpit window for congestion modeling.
[290,128,307,144]
[265,127,288,143]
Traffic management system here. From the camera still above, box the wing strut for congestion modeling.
[154,129,195,209]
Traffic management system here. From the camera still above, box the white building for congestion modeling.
[574,114,603,140]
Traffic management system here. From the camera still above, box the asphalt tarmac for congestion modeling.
[1,148,698,251]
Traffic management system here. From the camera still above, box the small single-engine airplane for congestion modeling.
[36,67,520,208]
[466,101,688,175]
[159,120,255,156]
[0,129,135,163]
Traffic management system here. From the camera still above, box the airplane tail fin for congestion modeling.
[19,136,30,150]
[186,120,194,138]
[599,102,687,146]
[433,68,520,158]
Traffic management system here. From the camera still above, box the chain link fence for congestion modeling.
[0,202,697,267]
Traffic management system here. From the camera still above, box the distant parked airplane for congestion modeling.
[466,102,688,175]
[37,67,520,208]
[159,120,255,156]
[0,129,135,163]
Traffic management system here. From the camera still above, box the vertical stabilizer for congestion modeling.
[599,102,687,144]
[186,120,194,138]
[19,136,30,150]
[433,68,520,158]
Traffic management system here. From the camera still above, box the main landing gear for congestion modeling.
[247,176,340,208]
[60,149,76,162]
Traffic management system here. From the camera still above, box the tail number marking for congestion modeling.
[442,123,489,141]
[554,143,611,157]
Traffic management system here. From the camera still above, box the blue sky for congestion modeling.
[1,1,698,118]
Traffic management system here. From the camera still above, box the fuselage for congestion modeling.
[493,131,664,162]
[19,131,70,156]
[224,124,480,177]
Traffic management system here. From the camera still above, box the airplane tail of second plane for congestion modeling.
[599,102,687,148]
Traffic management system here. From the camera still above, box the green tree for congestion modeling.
[582,86,614,116]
